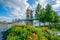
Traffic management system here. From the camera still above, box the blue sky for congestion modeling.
[27,0,38,5]
[0,0,60,22]
[0,0,37,16]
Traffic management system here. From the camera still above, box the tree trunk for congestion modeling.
[54,23,56,28]
[49,22,50,26]
[44,22,45,26]
[49,22,51,28]
[39,21,40,26]
[52,23,54,28]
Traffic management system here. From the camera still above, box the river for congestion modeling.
[0,24,12,40]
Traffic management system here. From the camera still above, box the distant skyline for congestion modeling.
[0,0,60,22]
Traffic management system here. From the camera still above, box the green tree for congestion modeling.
[51,11,59,28]
[45,4,52,26]
[35,3,41,26]
[40,8,46,26]
[35,3,59,27]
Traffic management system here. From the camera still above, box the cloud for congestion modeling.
[0,0,29,22]
[30,0,56,10]
[46,0,56,5]
[29,0,60,19]
[38,0,56,8]
[52,0,60,15]
[52,0,60,11]
[0,16,13,22]
[30,0,60,12]
[38,0,47,8]
[0,0,60,22]
[29,0,56,18]
[56,0,60,4]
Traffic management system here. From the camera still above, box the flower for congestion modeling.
[45,27,49,30]
[33,33,38,40]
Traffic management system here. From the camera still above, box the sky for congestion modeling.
[0,0,60,22]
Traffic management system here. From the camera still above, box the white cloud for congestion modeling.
[4,0,29,17]
[52,0,60,11]
[56,0,60,4]
[38,0,47,8]
[30,0,60,12]
[29,0,60,19]
[0,0,29,22]
[0,16,13,22]
[38,0,56,8]
[30,0,56,10]
[0,0,60,22]
[29,0,56,18]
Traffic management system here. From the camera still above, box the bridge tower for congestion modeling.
[26,8,33,25]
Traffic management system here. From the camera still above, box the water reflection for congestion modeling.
[0,24,12,40]
[0,24,12,32]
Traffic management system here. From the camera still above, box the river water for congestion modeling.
[0,24,12,40]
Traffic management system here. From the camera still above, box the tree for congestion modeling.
[51,11,59,28]
[45,4,52,26]
[35,3,41,26]
[40,8,46,25]
[35,3,59,27]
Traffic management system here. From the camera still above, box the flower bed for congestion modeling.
[2,25,60,40]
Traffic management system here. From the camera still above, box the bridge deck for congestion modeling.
[14,18,37,22]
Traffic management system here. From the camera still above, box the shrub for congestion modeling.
[3,26,59,40]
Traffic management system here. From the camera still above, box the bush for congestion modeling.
[3,26,59,40]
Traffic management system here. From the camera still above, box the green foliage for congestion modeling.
[51,10,59,23]
[51,35,58,40]
[35,3,59,27]
[45,4,52,22]
[40,8,46,25]
[7,36,20,40]
[3,26,60,40]
[35,3,41,20]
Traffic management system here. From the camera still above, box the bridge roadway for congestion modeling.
[0,18,37,24]
[14,18,37,22]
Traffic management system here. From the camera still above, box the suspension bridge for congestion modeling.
[12,9,36,25]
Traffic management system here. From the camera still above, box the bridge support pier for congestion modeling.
[26,8,33,26]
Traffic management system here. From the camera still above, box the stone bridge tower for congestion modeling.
[26,8,33,25]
